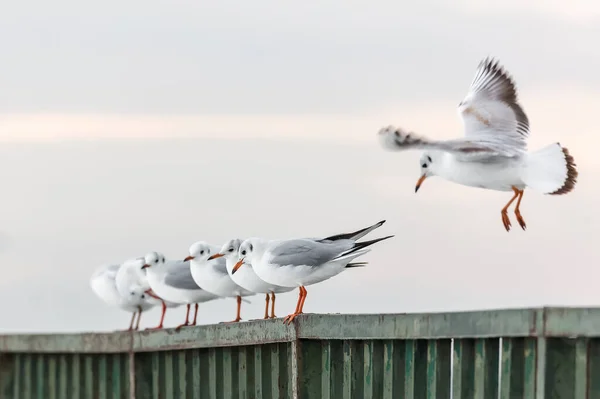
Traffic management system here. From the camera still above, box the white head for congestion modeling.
[184,241,213,263]
[232,238,266,274]
[208,238,243,261]
[141,251,166,270]
[128,286,148,301]
[416,152,439,193]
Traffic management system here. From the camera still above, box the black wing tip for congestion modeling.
[321,220,387,242]
[479,56,512,81]
[357,235,395,247]
[340,234,395,257]
[479,55,503,70]
[475,55,530,129]
[346,262,368,268]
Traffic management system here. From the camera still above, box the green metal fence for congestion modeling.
[2,307,600,398]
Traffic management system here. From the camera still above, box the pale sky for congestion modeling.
[0,1,599,332]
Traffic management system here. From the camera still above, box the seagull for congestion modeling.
[115,257,179,330]
[90,263,155,331]
[233,222,393,324]
[184,241,254,323]
[208,239,294,319]
[378,57,578,231]
[141,251,218,330]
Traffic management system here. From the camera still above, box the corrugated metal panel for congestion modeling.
[4,308,600,398]
[298,339,452,399]
[133,343,292,399]
[1,352,130,399]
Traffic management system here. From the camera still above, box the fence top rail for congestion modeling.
[1,307,599,353]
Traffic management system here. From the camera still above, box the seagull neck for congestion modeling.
[430,151,454,178]
[247,248,265,266]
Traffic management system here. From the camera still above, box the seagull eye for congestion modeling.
[200,250,204,255]
[228,248,234,252]
[155,259,159,263]
[427,156,432,163]
[422,163,427,168]
[241,250,246,256]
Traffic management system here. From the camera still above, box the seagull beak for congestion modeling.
[415,174,427,193]
[141,264,149,269]
[183,256,194,262]
[232,258,244,274]
[207,253,224,260]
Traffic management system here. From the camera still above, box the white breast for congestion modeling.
[439,155,525,192]
[227,257,293,294]
[190,260,246,297]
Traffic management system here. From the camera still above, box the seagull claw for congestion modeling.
[283,312,302,325]
[515,211,527,230]
[501,211,512,232]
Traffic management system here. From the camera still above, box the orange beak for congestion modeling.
[232,258,244,274]
[141,264,150,269]
[207,253,224,260]
[415,174,427,193]
[183,256,194,262]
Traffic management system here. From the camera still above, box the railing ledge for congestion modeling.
[2,307,600,354]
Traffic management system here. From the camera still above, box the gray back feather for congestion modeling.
[269,239,354,267]
[164,261,201,290]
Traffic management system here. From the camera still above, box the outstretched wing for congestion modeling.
[458,57,530,155]
[378,125,515,160]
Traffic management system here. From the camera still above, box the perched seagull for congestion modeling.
[115,257,179,330]
[208,239,294,319]
[233,222,393,324]
[209,221,388,319]
[185,241,254,323]
[378,57,578,231]
[141,251,218,330]
[90,264,155,331]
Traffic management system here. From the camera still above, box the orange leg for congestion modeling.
[175,304,191,331]
[134,306,143,330]
[128,311,136,331]
[298,286,308,314]
[284,286,306,324]
[263,294,270,319]
[191,304,199,326]
[146,301,167,330]
[283,288,303,323]
[270,292,276,319]
[514,189,526,230]
[223,296,243,323]
[501,187,521,232]
[234,295,242,322]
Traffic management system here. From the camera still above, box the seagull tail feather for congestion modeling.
[522,143,578,195]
